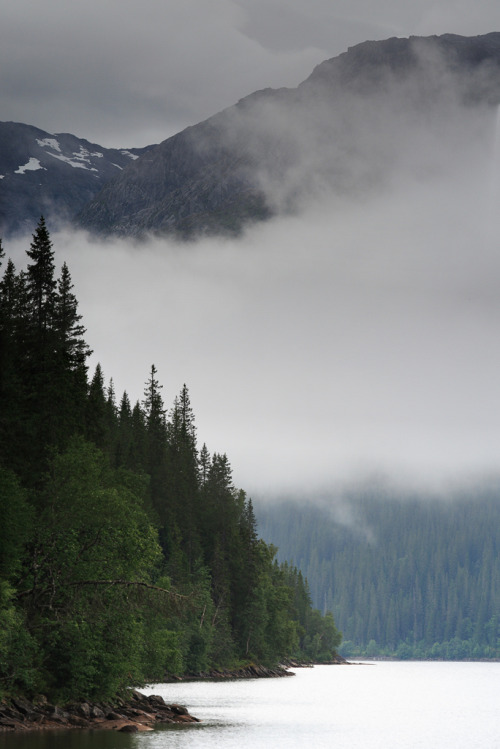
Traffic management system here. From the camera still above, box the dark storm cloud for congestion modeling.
[2,0,500,147]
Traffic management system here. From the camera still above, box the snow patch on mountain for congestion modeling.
[36,137,62,152]
[0,120,156,236]
[46,147,99,171]
[15,158,45,174]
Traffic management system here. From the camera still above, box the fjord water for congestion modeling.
[1,662,498,749]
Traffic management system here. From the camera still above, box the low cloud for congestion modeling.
[8,119,500,496]
[7,40,500,498]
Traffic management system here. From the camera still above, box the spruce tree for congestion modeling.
[142,365,167,464]
[130,401,148,471]
[0,262,28,473]
[166,385,201,570]
[54,262,91,372]
[19,218,60,480]
[141,366,170,551]
[85,363,109,450]
[51,262,91,442]
[142,364,167,493]
[26,216,56,336]
[199,443,211,485]
[104,379,119,457]
[114,391,133,468]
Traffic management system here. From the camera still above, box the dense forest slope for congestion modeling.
[78,33,500,238]
[257,486,500,659]
[0,220,340,703]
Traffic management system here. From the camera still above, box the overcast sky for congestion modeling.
[4,1,500,499]
[1,0,500,147]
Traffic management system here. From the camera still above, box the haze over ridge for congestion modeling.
[5,32,500,497]
[9,164,500,496]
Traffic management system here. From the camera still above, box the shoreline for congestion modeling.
[0,690,200,733]
[161,663,294,682]
[0,656,350,733]
[160,655,349,682]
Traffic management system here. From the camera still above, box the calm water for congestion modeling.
[1,662,498,749]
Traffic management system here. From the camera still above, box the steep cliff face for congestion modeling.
[0,122,152,236]
[77,33,500,239]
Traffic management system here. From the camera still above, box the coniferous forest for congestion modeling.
[257,487,500,660]
[0,218,341,703]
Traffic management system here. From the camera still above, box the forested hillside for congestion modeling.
[257,488,500,659]
[0,219,341,703]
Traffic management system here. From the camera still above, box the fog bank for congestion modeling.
[9,145,500,495]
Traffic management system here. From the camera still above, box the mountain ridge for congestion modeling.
[0,121,153,237]
[3,32,500,239]
[77,32,500,238]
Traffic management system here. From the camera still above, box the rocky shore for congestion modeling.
[162,655,349,682]
[164,663,294,681]
[0,689,200,733]
[287,654,349,667]
[0,657,349,733]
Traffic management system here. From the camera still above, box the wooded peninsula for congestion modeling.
[0,218,341,704]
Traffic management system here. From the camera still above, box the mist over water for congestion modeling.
[7,95,500,498]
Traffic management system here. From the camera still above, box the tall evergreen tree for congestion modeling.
[26,216,56,336]
[0,263,28,473]
[85,364,109,450]
[166,385,201,569]
[142,365,167,469]
[18,218,62,480]
[130,401,148,472]
[50,262,91,442]
[199,443,211,485]
[140,366,171,555]
[114,391,133,468]
[54,262,91,371]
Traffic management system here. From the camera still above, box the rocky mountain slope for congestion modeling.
[78,33,500,238]
[0,122,152,236]
[3,33,500,239]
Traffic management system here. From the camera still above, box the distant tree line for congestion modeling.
[257,487,500,660]
[0,218,341,702]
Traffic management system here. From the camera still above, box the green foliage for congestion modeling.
[0,582,39,698]
[38,596,145,701]
[17,437,163,699]
[140,619,183,680]
[0,469,32,579]
[302,610,342,662]
[33,437,161,582]
[0,474,38,697]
